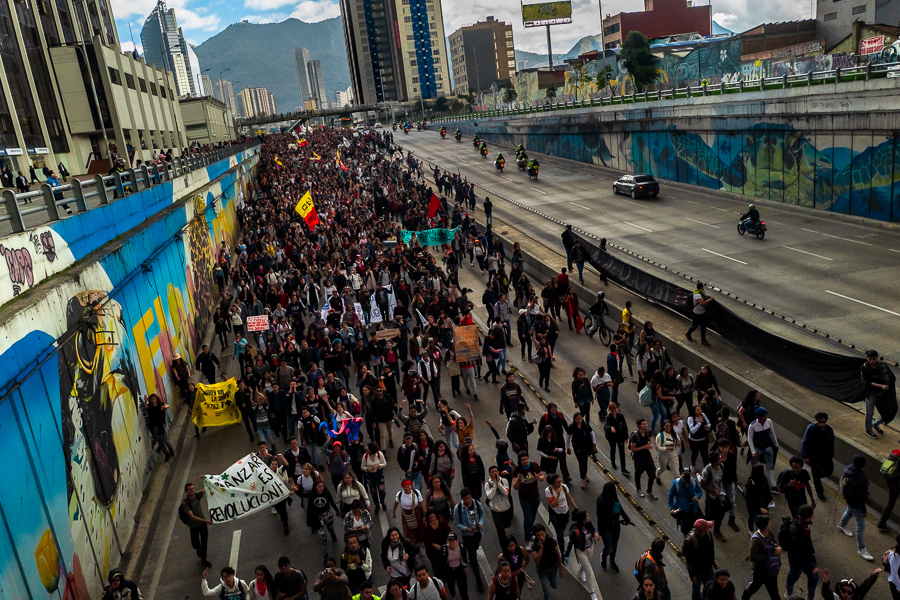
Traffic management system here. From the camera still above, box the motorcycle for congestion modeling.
[416,123,422,131]
[473,138,480,148]
[516,155,528,170]
[495,158,505,172]
[737,219,766,239]
[455,132,462,142]
[392,124,397,131]
[440,128,446,138]
[480,146,488,158]
[528,164,539,180]
[404,127,410,135]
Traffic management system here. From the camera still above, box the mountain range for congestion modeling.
[193,17,604,108]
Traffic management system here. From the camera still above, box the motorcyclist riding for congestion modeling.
[480,141,488,157]
[517,152,528,169]
[740,203,760,230]
[440,126,446,137]
[515,144,524,156]
[587,291,609,338]
[527,157,539,173]
[473,135,480,147]
[495,152,505,171]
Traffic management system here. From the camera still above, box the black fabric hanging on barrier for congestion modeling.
[576,233,866,403]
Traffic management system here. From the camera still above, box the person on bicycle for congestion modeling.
[587,291,609,338]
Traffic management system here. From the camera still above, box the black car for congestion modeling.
[612,174,660,198]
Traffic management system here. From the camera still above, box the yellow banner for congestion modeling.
[294,191,314,218]
[192,378,241,427]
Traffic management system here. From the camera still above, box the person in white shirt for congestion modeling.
[747,407,780,489]
[362,443,388,511]
[887,535,900,599]
[484,466,513,544]
[544,473,577,547]
[655,419,680,485]
[410,564,448,600]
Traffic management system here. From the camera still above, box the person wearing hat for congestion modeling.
[102,568,142,600]
[686,282,713,346]
[275,556,308,600]
[170,352,192,396]
[441,532,470,600]
[747,407,779,490]
[682,519,718,600]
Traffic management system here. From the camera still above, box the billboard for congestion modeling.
[860,35,884,55]
[522,1,572,28]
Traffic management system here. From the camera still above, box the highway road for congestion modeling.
[397,129,900,362]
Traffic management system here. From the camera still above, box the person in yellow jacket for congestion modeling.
[352,581,380,600]
[622,301,636,382]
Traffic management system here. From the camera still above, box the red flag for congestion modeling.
[427,193,441,219]
[303,210,320,229]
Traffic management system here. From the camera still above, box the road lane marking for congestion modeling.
[686,200,699,204]
[711,206,730,212]
[537,504,600,594]
[623,220,652,232]
[570,202,591,210]
[229,530,242,573]
[531,187,547,195]
[685,217,719,228]
[825,291,900,316]
[573,184,591,191]
[801,228,820,234]
[784,246,833,261]
[476,547,492,588]
[821,233,872,246]
[891,249,900,253]
[620,198,645,208]
[701,248,748,265]
[500,175,515,182]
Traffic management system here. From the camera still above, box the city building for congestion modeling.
[238,87,276,118]
[829,21,900,56]
[304,98,320,112]
[449,16,515,95]
[339,0,450,104]
[201,74,213,97]
[816,0,900,48]
[140,0,200,97]
[309,59,328,107]
[180,96,236,146]
[214,79,239,115]
[294,48,314,102]
[335,87,353,107]
[601,0,711,49]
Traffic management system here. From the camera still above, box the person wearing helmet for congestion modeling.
[587,292,609,338]
[740,204,760,230]
[820,566,882,600]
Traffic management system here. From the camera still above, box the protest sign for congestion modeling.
[370,305,383,323]
[454,325,480,362]
[354,302,366,323]
[376,329,401,340]
[246,315,269,332]
[204,453,291,523]
[192,378,242,427]
[400,227,459,247]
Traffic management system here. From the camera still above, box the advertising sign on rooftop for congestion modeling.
[522,1,572,28]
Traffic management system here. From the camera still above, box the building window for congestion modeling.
[433,49,440,55]
[410,59,417,66]
[124,73,135,89]
[108,67,120,85]
[412,76,419,83]
[507,50,514,57]
[150,82,157,95]
[430,22,436,29]
[851,5,866,13]
[823,11,837,20]
[138,78,147,92]
[437,83,443,89]
[404,15,411,22]
[508,60,516,68]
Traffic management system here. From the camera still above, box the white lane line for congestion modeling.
[229,530,242,573]
[531,187,547,195]
[573,184,591,191]
[801,228,820,234]
[623,220,653,232]
[825,291,900,317]
[701,248,748,265]
[685,217,719,228]
[500,175,515,182]
[821,233,872,246]
[711,206,730,212]
[476,547,492,588]
[784,246,833,261]
[537,505,599,594]
[619,198,646,208]
[891,249,900,253]
[570,202,591,210]
[686,200,700,204]
[378,506,390,536]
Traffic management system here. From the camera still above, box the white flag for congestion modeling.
[370,305,383,323]
[203,454,291,523]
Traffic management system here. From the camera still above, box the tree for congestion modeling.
[578,66,592,100]
[571,66,584,99]
[594,63,613,96]
[432,96,449,113]
[450,98,463,113]
[502,86,518,107]
[544,84,557,99]
[464,90,477,109]
[620,31,658,91]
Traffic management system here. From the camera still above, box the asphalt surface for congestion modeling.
[141,259,896,600]
[396,130,900,362]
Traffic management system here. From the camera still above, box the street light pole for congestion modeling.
[74,42,113,168]
[195,68,210,97]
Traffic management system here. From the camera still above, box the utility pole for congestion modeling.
[598,0,607,72]
[546,25,553,71]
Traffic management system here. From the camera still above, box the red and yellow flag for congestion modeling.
[294,191,320,229]
[299,138,308,147]
[336,150,348,171]
[309,152,321,162]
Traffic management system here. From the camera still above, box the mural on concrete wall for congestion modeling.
[0,157,250,599]
[450,119,900,222]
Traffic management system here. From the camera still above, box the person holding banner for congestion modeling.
[182,483,213,568]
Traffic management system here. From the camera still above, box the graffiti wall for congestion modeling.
[447,114,900,222]
[0,151,256,599]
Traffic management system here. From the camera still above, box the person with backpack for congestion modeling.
[683,519,718,600]
[715,421,741,533]
[485,465,514,545]
[777,456,816,518]
[410,564,449,600]
[687,405,712,469]
[572,367,594,422]
[700,450,729,541]
[630,418,658,499]
[275,556,308,600]
[539,403,572,482]
[565,510,599,600]
[102,568,143,600]
[838,454,874,561]
[506,402,535,454]
[201,566,250,600]
[878,449,900,532]
[604,402,630,476]
[512,450,545,543]
[669,467,705,536]
[782,505,818,600]
[452,488,487,592]
[743,465,774,536]
[635,538,670,600]
[747,407,779,490]
[800,412,834,502]
[182,482,213,568]
[686,282,713,346]
[741,515,782,600]
[313,558,351,600]
[820,567,883,600]
[860,348,897,440]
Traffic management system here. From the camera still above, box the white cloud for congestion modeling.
[121,41,144,55]
[112,0,218,32]
[289,0,341,22]
[242,0,297,10]
[241,13,289,23]
[713,12,739,27]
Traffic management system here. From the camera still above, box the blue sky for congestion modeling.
[112,0,813,56]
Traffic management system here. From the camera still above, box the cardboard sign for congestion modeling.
[246,315,269,332]
[454,325,480,362]
[354,302,366,323]
[376,329,401,340]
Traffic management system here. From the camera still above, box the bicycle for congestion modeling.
[582,314,613,345]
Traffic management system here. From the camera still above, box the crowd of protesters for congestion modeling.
[111,127,900,600]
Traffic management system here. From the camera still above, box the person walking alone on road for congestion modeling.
[571,240,587,284]
[860,349,897,439]
[561,225,575,271]
[799,412,834,502]
[686,282,713,346]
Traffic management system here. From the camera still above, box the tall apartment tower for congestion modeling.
[294,48,314,102]
[449,17,515,95]
[339,0,450,104]
[200,73,213,97]
[140,0,199,96]
[215,79,238,114]
[309,59,327,107]
[238,87,276,118]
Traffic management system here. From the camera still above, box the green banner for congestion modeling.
[401,227,459,246]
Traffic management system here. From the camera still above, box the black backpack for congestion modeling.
[776,517,793,553]
[178,502,191,525]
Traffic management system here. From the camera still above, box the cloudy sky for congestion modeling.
[112,0,814,55]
